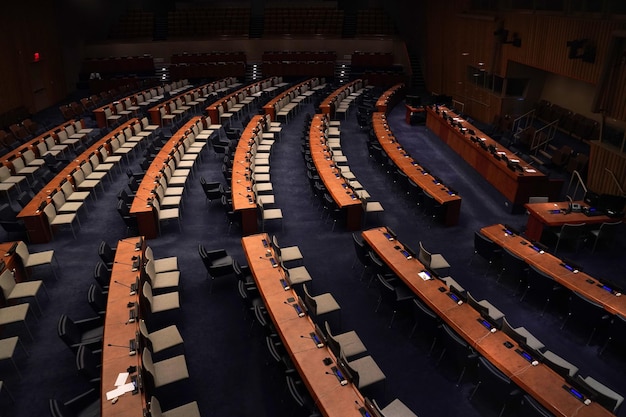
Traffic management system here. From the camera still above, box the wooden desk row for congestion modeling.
[262,77,321,121]
[2,119,91,174]
[101,236,145,417]
[147,80,213,127]
[319,79,365,117]
[206,76,278,124]
[375,83,405,114]
[524,200,616,242]
[309,114,363,230]
[16,119,140,243]
[425,106,549,209]
[231,114,278,235]
[242,233,368,417]
[362,227,614,417]
[94,80,190,129]
[481,223,626,318]
[130,116,207,239]
[372,112,461,226]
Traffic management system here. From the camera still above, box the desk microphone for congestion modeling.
[301,333,324,348]
[284,301,305,317]
[108,339,137,355]
[326,367,348,385]
[113,280,138,296]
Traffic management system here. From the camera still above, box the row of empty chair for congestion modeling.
[359,226,622,416]
[263,77,324,123]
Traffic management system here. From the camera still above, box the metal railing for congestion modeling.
[530,119,558,155]
[567,170,588,201]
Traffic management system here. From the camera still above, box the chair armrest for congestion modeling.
[206,249,229,261]
[65,388,99,413]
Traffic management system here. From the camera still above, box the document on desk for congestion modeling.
[106,383,135,400]
[115,372,129,386]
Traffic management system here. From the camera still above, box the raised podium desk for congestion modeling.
[426,106,549,210]
[242,233,367,417]
[524,201,616,242]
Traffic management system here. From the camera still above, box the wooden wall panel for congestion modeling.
[589,141,626,195]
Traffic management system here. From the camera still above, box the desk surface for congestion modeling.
[375,83,404,113]
[426,106,548,207]
[372,112,461,226]
[16,119,139,243]
[130,117,203,238]
[362,227,614,417]
[481,224,626,318]
[319,79,363,115]
[231,115,275,235]
[101,236,144,417]
[524,201,616,241]
[242,233,366,417]
[309,114,362,230]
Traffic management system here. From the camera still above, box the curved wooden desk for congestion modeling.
[242,233,366,417]
[130,117,204,238]
[101,236,145,417]
[362,227,614,417]
[481,223,626,318]
[319,79,363,117]
[262,77,320,121]
[426,106,549,210]
[309,114,362,230]
[375,83,405,114]
[16,119,139,243]
[524,201,615,242]
[372,112,461,226]
[206,77,276,123]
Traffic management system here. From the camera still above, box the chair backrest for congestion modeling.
[474,231,500,261]
[43,203,57,222]
[417,242,431,268]
[142,281,154,311]
[501,246,527,281]
[559,223,587,239]
[302,283,317,315]
[476,355,515,397]
[51,191,66,210]
[324,321,342,358]
[87,283,106,316]
[575,375,624,414]
[148,396,164,417]
[15,241,30,263]
[520,394,555,417]
[0,165,12,181]
[57,314,81,348]
[0,269,16,297]
[93,261,111,288]
[98,241,115,266]
[76,344,100,383]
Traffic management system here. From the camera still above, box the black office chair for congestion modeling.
[498,246,528,293]
[519,394,555,417]
[550,223,588,254]
[117,199,139,235]
[199,177,222,205]
[436,323,478,386]
[520,264,564,316]
[589,221,622,252]
[48,388,100,417]
[351,232,371,279]
[75,345,102,389]
[92,261,111,291]
[374,274,414,328]
[469,356,522,417]
[409,297,441,355]
[57,314,104,355]
[469,231,502,276]
[87,283,107,317]
[561,291,611,345]
[285,375,322,417]
[600,313,626,356]
[97,240,116,271]
[198,244,236,292]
